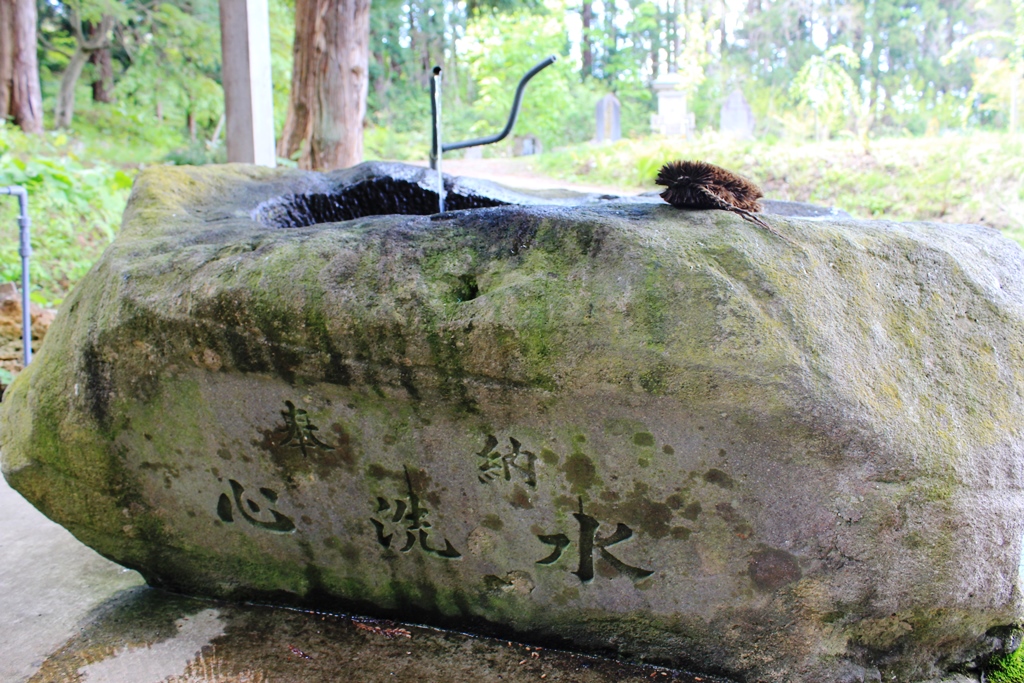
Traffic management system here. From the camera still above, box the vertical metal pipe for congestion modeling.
[18,192,30,366]
[1,186,31,365]
[429,67,440,170]
[430,66,445,213]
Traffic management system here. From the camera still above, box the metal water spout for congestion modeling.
[429,55,558,212]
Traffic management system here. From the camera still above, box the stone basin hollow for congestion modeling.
[253,177,509,229]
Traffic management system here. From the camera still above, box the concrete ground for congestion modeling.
[0,473,145,682]
[407,156,650,196]
[1,475,728,683]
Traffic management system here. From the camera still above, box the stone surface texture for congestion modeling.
[3,162,1024,683]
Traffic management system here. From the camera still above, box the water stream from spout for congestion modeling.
[432,67,446,214]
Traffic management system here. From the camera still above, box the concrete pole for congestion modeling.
[219,0,277,166]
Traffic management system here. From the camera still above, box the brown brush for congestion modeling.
[655,160,786,240]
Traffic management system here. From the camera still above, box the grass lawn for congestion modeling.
[537,132,1024,246]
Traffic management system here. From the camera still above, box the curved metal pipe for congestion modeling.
[439,55,558,156]
[1,185,31,365]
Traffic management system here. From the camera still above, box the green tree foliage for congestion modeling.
[943,0,1023,131]
[22,0,1022,151]
[7,0,1023,311]
[34,0,291,151]
[0,124,131,304]
[729,0,983,134]
[461,3,599,150]
[115,2,222,137]
[56,1,126,127]
[790,46,862,140]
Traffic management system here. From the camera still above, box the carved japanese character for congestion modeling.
[477,435,537,487]
[535,498,653,582]
[370,468,460,559]
[278,400,334,456]
[217,479,296,533]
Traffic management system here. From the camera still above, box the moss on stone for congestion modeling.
[990,640,1024,683]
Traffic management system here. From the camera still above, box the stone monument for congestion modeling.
[513,134,542,156]
[595,93,621,143]
[4,162,1024,683]
[719,88,755,139]
[650,73,693,137]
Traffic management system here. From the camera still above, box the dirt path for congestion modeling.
[404,157,643,196]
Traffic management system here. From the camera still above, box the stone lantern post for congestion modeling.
[650,73,693,138]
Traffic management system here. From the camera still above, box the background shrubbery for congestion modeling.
[537,133,1024,241]
[0,125,132,306]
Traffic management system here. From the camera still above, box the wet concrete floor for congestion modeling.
[1,476,729,683]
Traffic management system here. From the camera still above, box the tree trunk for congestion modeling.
[1011,68,1020,135]
[188,110,197,142]
[89,44,114,103]
[605,0,617,66]
[210,112,225,146]
[280,0,371,170]
[55,48,90,128]
[670,0,680,73]
[7,0,43,132]
[54,12,114,128]
[1,0,13,120]
[450,43,460,109]
[311,0,370,169]
[649,4,660,80]
[277,0,320,159]
[581,1,593,78]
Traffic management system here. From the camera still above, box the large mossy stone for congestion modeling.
[4,162,1024,682]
